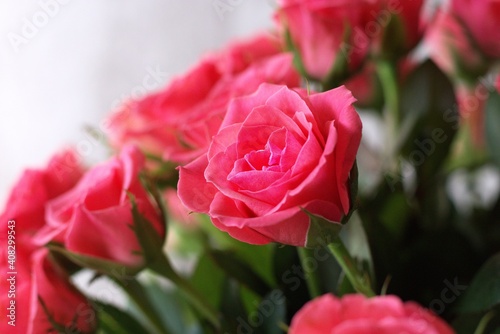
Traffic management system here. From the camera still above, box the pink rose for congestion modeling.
[344,63,382,109]
[0,249,95,334]
[275,0,382,80]
[451,0,500,59]
[377,0,426,59]
[289,294,455,334]
[35,146,163,267]
[276,0,424,80]
[28,249,96,334]
[106,33,300,165]
[496,75,500,93]
[425,10,488,79]
[0,149,84,258]
[0,150,86,333]
[178,83,362,246]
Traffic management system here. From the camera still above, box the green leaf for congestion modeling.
[208,249,272,297]
[272,245,311,323]
[486,91,500,166]
[452,307,500,334]
[48,244,141,278]
[129,195,167,270]
[190,253,225,309]
[229,243,277,288]
[219,279,249,333]
[96,302,150,334]
[304,210,343,248]
[252,290,287,334]
[341,161,359,225]
[141,279,196,334]
[399,60,458,184]
[455,253,500,314]
[139,174,170,238]
[342,213,375,285]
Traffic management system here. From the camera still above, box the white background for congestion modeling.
[0,0,275,206]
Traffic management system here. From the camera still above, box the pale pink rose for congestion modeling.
[35,146,163,267]
[178,84,362,246]
[496,75,500,93]
[452,0,500,59]
[106,33,300,165]
[425,10,487,78]
[289,294,455,334]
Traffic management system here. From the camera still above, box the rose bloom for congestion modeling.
[106,33,300,165]
[35,146,163,268]
[0,149,84,258]
[0,150,87,333]
[451,0,500,59]
[28,249,96,334]
[289,294,455,334]
[275,0,381,80]
[344,63,383,109]
[275,0,424,80]
[0,249,95,334]
[496,75,500,93]
[425,9,488,79]
[178,83,362,246]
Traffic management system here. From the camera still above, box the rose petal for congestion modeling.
[308,86,361,213]
[177,154,218,213]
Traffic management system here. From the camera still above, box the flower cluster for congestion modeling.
[2,0,500,333]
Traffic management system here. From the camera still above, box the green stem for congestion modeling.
[327,236,375,297]
[148,252,221,330]
[377,59,400,170]
[114,277,172,334]
[473,311,495,334]
[298,247,323,298]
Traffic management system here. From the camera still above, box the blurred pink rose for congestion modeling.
[178,84,361,246]
[344,63,382,108]
[372,0,425,59]
[425,10,487,79]
[106,33,300,165]
[289,294,455,334]
[35,146,163,267]
[0,149,84,258]
[0,150,87,333]
[496,75,500,93]
[28,249,96,334]
[451,0,500,59]
[275,0,382,80]
[0,249,95,334]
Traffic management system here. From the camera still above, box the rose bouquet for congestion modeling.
[2,0,500,333]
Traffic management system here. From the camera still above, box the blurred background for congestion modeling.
[0,0,275,206]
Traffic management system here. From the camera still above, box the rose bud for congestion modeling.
[34,146,164,270]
